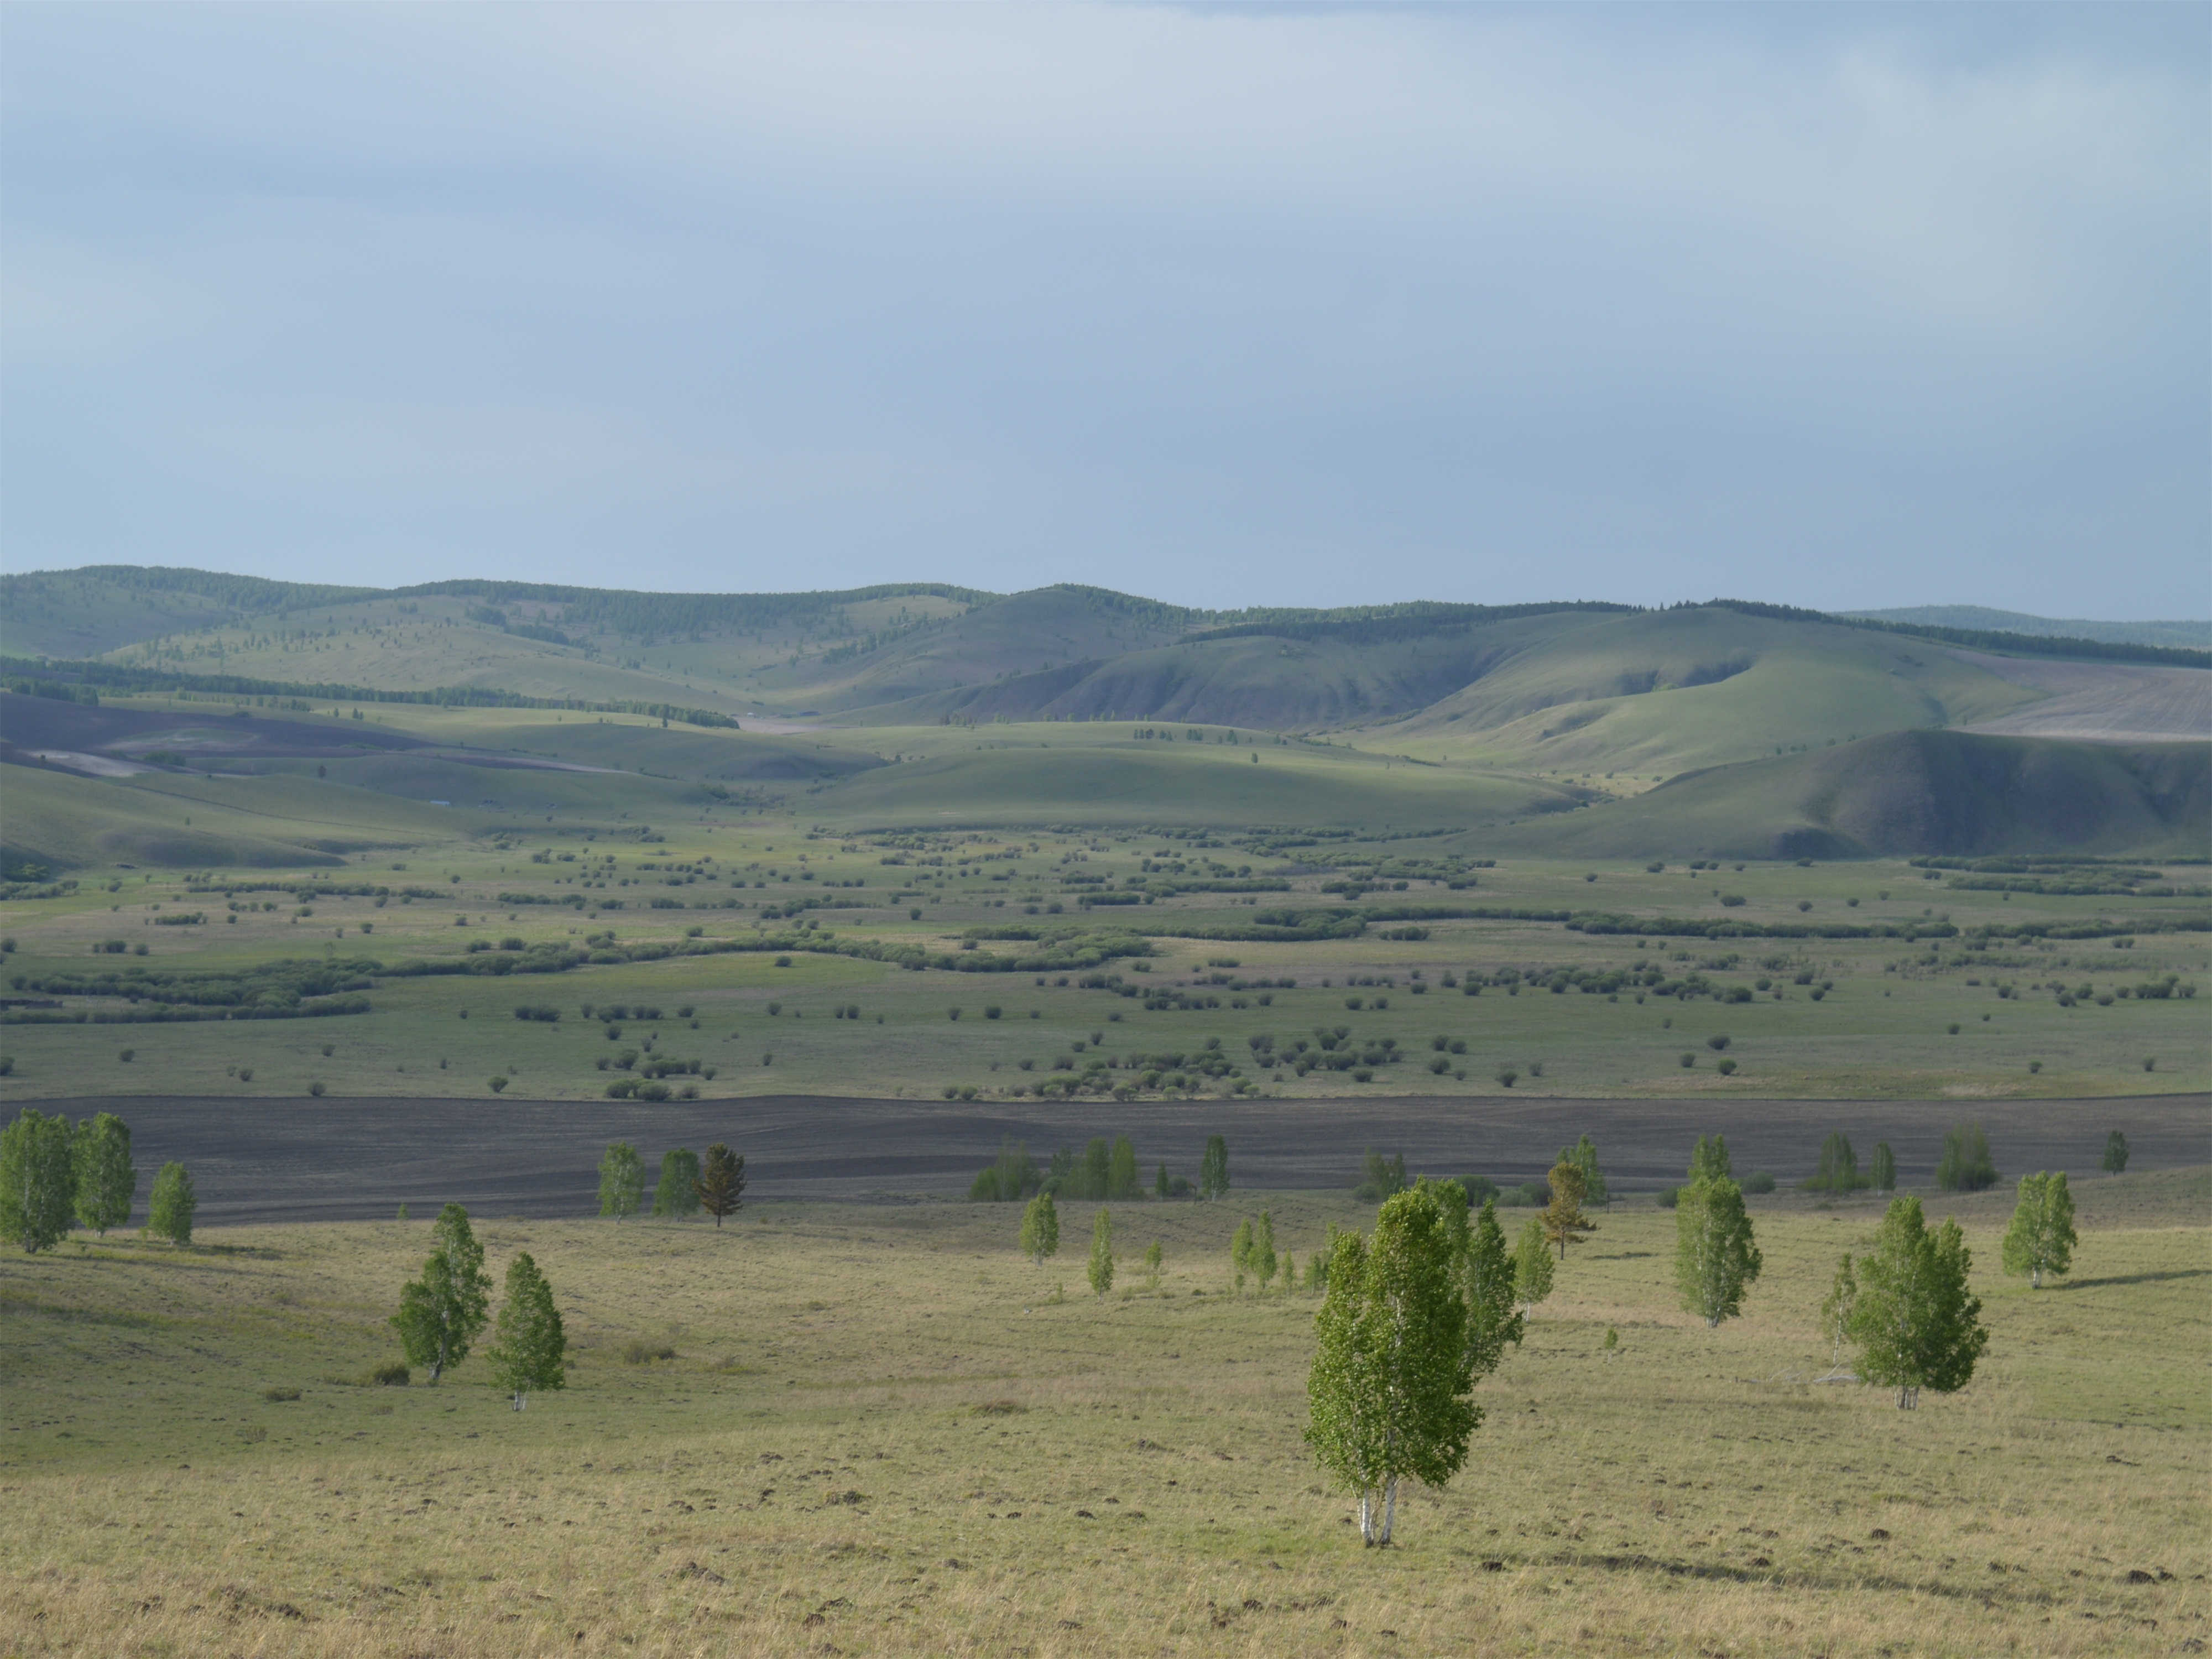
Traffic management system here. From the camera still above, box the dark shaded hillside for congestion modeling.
[1511,731,2212,860]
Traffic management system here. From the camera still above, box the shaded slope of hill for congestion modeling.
[807,738,1584,831]
[1501,731,2212,860]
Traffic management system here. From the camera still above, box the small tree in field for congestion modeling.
[2001,1172,2077,1288]
[1936,1123,1996,1192]
[147,1161,196,1246]
[2100,1131,2129,1175]
[1511,1215,1554,1314]
[1809,1132,1860,1192]
[1087,1208,1114,1298]
[1848,1196,1988,1408]
[1230,1216,1254,1291]
[653,1148,702,1219]
[1869,1141,1897,1193]
[1019,1191,1060,1265]
[73,1112,136,1236]
[1199,1135,1230,1200]
[1674,1175,1762,1327]
[1540,1161,1596,1260]
[694,1144,745,1226]
[1144,1237,1164,1282]
[1437,1185,1524,1375]
[598,1142,644,1221]
[1254,1210,1279,1290]
[392,1203,491,1384]
[1819,1254,1858,1374]
[1559,1135,1609,1207]
[2,1108,77,1253]
[486,1251,566,1410]
[1689,1134,1731,1182]
[1305,1185,1480,1547]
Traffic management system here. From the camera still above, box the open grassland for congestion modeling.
[3,1171,2205,1657]
[5,805,2206,1104]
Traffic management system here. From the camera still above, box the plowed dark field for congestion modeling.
[17,1091,2206,1224]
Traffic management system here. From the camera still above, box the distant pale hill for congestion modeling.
[1843,607,2209,652]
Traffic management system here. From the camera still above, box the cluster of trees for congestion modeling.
[390,1203,566,1409]
[1800,1133,1897,1194]
[1015,1193,1156,1302]
[1,1108,193,1250]
[597,1141,746,1225]
[969,1133,1230,1203]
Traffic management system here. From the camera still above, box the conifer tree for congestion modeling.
[1087,1208,1114,1298]
[147,1161,196,1246]
[1305,1186,1481,1546]
[1848,1197,1989,1408]
[1674,1175,1762,1327]
[694,1143,746,1226]
[72,1112,136,1237]
[1199,1135,1230,1200]
[1869,1141,1897,1193]
[2000,1171,2077,1288]
[598,1142,645,1221]
[1,1108,77,1253]
[391,1203,491,1383]
[653,1148,702,1219]
[1019,1191,1060,1265]
[1559,1135,1609,1207]
[486,1251,567,1411]
[1540,1161,1597,1260]
[1511,1214,1554,1314]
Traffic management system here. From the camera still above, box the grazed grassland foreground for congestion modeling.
[3,1171,2206,1657]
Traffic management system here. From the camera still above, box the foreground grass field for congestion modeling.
[3,1170,2205,1656]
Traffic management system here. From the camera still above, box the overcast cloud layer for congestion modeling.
[3,3,2205,615]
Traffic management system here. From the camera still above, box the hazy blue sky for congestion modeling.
[3,3,2205,615]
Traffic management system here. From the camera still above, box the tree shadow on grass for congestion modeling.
[2052,1267,2210,1290]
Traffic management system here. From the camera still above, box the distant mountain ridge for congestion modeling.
[1842,606,2209,652]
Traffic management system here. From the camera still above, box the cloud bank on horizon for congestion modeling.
[2,4,2204,617]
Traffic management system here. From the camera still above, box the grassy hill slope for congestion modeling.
[1501,731,2212,860]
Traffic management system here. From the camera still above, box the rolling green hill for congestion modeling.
[1500,730,2212,860]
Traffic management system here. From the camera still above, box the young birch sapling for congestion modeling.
[1019,1191,1060,1266]
[1087,1208,1114,1298]
[598,1142,645,1221]
[1511,1215,1554,1314]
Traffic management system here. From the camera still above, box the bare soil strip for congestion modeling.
[19,1091,2206,1224]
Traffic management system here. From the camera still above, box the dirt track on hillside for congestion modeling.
[17,1092,2206,1225]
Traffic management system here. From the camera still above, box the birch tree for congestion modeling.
[598,1142,644,1221]
[147,1162,195,1246]
[486,1252,566,1411]
[1087,1208,1114,1297]
[2000,1172,2077,1288]
[392,1203,491,1383]
[1019,1191,1060,1265]
[72,1112,137,1236]
[1849,1197,1989,1408]
[1819,1254,1858,1374]
[1,1108,76,1253]
[1511,1215,1553,1314]
[1305,1186,1479,1547]
[1673,1175,1762,1327]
